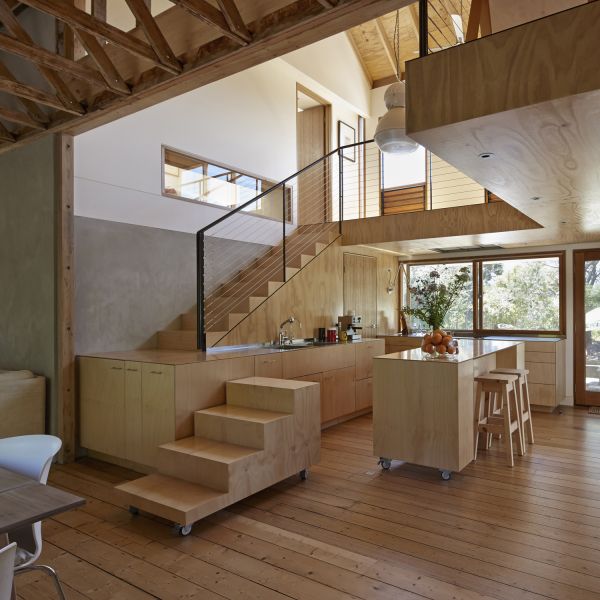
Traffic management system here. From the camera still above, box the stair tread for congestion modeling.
[117,473,225,510]
[197,404,290,423]
[160,437,261,462]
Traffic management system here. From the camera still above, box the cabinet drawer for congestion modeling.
[356,378,373,411]
[524,341,557,353]
[525,351,555,364]
[254,354,283,378]
[356,340,385,380]
[283,345,355,378]
[528,383,556,407]
[526,362,556,385]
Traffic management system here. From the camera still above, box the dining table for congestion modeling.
[0,466,85,597]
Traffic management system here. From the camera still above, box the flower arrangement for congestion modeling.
[403,266,470,332]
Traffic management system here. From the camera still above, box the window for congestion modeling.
[381,146,426,190]
[480,256,561,332]
[407,262,474,332]
[404,252,564,335]
[162,147,276,214]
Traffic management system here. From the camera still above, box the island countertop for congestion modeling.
[376,338,523,364]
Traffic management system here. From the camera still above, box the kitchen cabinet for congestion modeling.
[124,362,143,464]
[355,340,385,380]
[80,358,126,457]
[356,378,373,411]
[254,354,283,378]
[321,366,356,423]
[380,335,422,354]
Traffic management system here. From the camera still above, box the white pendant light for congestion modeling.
[374,10,419,155]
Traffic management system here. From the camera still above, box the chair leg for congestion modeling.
[522,376,535,444]
[513,380,526,455]
[15,564,66,600]
[474,383,484,460]
[502,387,514,467]
[511,385,525,457]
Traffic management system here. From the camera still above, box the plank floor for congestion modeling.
[14,407,600,600]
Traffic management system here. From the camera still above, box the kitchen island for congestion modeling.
[373,339,524,479]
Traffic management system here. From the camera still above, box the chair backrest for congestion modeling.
[0,435,62,483]
[0,542,16,600]
[0,435,62,566]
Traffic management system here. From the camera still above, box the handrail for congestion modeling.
[196,140,374,235]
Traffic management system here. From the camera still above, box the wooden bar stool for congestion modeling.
[491,367,534,449]
[474,373,524,466]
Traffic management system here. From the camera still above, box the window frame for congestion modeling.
[161,145,278,216]
[403,250,566,337]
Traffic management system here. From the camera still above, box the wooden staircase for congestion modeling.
[156,223,339,350]
[116,377,320,534]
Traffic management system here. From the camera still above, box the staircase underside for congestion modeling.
[405,0,600,252]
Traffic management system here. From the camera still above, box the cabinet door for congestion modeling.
[355,340,385,380]
[141,364,175,466]
[356,378,373,411]
[255,354,283,378]
[321,366,356,424]
[80,358,125,456]
[124,362,143,464]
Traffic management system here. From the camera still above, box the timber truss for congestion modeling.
[0,0,411,153]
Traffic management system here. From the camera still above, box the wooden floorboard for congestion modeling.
[14,407,600,599]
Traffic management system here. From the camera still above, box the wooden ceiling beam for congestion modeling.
[75,30,131,96]
[0,0,83,113]
[316,0,336,7]
[17,0,180,74]
[0,31,115,91]
[0,105,46,129]
[374,17,397,77]
[170,0,251,45]
[216,0,252,41]
[0,60,49,124]
[0,77,84,114]
[124,0,182,73]
[0,120,15,142]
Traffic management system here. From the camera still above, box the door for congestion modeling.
[343,253,377,339]
[297,86,329,225]
[574,250,600,406]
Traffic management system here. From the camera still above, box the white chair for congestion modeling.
[0,435,65,599]
[0,542,16,600]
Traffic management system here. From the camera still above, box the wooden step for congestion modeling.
[116,473,228,526]
[227,377,313,414]
[157,329,196,350]
[181,310,197,330]
[157,437,262,492]
[288,253,314,269]
[194,404,291,449]
[206,331,227,347]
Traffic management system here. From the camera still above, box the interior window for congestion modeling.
[381,146,426,190]
[162,147,274,213]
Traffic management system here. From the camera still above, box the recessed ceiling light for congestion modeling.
[531,196,541,201]
[478,152,495,159]
[560,220,568,224]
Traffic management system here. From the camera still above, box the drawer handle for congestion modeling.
[126,368,138,372]
[111,366,122,370]
[261,359,276,364]
[150,370,163,375]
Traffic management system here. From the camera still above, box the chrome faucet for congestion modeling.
[278,316,296,345]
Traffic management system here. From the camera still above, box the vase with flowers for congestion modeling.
[402,266,470,358]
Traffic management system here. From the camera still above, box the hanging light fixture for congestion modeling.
[374,10,419,154]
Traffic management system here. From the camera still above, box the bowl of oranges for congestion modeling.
[421,329,458,359]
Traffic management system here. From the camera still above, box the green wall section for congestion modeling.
[0,136,58,434]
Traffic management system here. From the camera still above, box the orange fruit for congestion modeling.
[431,333,442,345]
[447,345,456,354]
[442,335,452,346]
[436,344,447,354]
[424,344,435,354]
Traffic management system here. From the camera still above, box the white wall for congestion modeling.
[75,34,372,235]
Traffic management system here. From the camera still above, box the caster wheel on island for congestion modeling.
[378,458,392,471]
[440,470,452,481]
[128,506,139,516]
[174,524,192,537]
[300,469,309,481]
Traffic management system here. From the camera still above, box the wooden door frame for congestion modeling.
[573,249,600,406]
